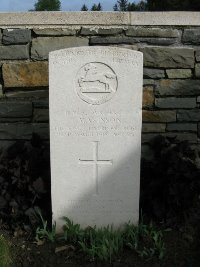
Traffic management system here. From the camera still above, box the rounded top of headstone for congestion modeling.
[49,46,143,107]
[49,46,143,60]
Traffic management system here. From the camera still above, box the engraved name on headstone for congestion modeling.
[50,47,143,232]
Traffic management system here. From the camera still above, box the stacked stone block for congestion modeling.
[0,25,199,146]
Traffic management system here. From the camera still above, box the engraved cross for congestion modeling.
[79,141,113,195]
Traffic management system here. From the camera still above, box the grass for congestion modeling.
[62,217,124,262]
[35,209,56,243]
[36,214,166,263]
[123,222,165,260]
[78,225,124,262]
[0,235,12,267]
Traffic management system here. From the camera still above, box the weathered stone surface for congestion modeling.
[156,80,200,96]
[0,31,2,44]
[167,123,197,132]
[140,47,194,68]
[0,123,49,140]
[196,50,200,62]
[175,133,196,142]
[33,100,49,108]
[143,68,165,79]
[5,90,48,99]
[143,38,177,45]
[90,36,176,45]
[142,123,166,133]
[50,46,143,230]
[143,79,156,86]
[142,133,158,143]
[130,12,200,26]
[155,97,196,109]
[165,133,198,143]
[3,62,48,87]
[0,12,200,27]
[183,29,200,44]
[90,36,138,45]
[142,133,197,143]
[33,109,49,122]
[33,27,80,36]
[0,71,2,84]
[197,96,200,103]
[81,26,124,35]
[177,110,200,122]
[0,101,32,118]
[31,37,89,60]
[0,12,130,26]
[0,117,31,122]
[0,45,29,60]
[110,44,138,50]
[0,123,32,140]
[33,123,49,139]
[143,86,154,108]
[143,110,176,122]
[0,84,3,97]
[0,63,2,82]
[166,69,192,79]
[2,29,31,44]
[126,27,180,38]
[195,63,200,78]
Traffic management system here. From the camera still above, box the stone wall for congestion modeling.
[0,12,199,152]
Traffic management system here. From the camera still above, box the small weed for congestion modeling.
[35,215,165,262]
[79,225,123,262]
[35,209,56,243]
[124,222,165,260]
[123,223,139,250]
[0,235,12,267]
[62,218,123,262]
[62,217,85,244]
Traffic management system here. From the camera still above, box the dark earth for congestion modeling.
[0,226,199,267]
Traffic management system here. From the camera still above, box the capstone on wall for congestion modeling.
[0,12,199,156]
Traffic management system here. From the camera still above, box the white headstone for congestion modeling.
[49,47,143,232]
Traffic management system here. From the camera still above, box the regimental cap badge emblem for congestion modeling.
[76,62,118,105]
